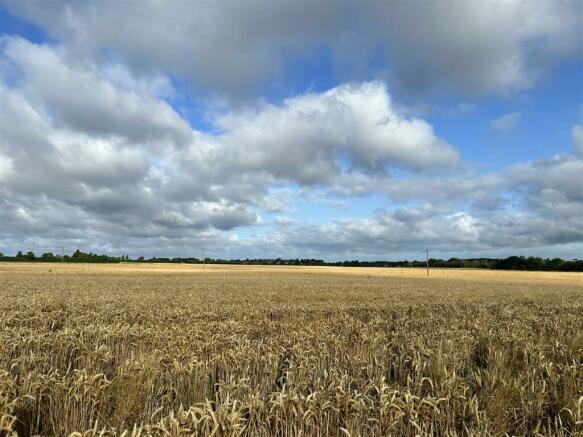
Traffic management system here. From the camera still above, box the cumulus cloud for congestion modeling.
[504,155,583,235]
[151,202,260,231]
[3,1,342,97]
[3,0,580,98]
[0,13,581,259]
[1,37,192,146]
[0,40,262,238]
[369,1,581,96]
[187,147,583,259]
[491,112,521,134]
[242,167,583,258]
[244,205,583,260]
[0,39,463,251]
[212,81,460,183]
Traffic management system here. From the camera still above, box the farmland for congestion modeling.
[0,263,582,436]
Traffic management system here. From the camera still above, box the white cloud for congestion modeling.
[0,41,263,235]
[4,0,581,98]
[2,37,192,146]
[212,81,460,184]
[491,112,521,134]
[0,28,582,259]
[1,40,459,241]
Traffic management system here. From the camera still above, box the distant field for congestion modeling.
[3,262,582,283]
[1,263,582,436]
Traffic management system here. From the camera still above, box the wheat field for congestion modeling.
[0,263,582,436]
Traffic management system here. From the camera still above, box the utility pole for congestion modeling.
[426,250,429,276]
[202,248,205,270]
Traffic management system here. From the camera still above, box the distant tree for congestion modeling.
[548,258,563,271]
[42,252,55,259]
[26,251,35,260]
[16,251,24,258]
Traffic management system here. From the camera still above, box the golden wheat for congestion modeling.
[0,263,582,436]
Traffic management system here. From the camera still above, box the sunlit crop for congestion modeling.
[1,264,582,436]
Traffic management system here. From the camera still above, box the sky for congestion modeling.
[0,0,582,261]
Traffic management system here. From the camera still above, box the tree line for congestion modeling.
[0,249,123,263]
[0,250,582,272]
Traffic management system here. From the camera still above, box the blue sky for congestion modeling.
[0,1,582,260]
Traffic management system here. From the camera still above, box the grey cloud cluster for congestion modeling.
[251,147,583,259]
[0,15,581,259]
[505,154,583,244]
[253,187,583,260]
[0,37,466,255]
[4,0,581,98]
[2,38,192,146]
[368,1,581,96]
[0,38,262,240]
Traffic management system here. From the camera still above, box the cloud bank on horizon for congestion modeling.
[0,0,582,260]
